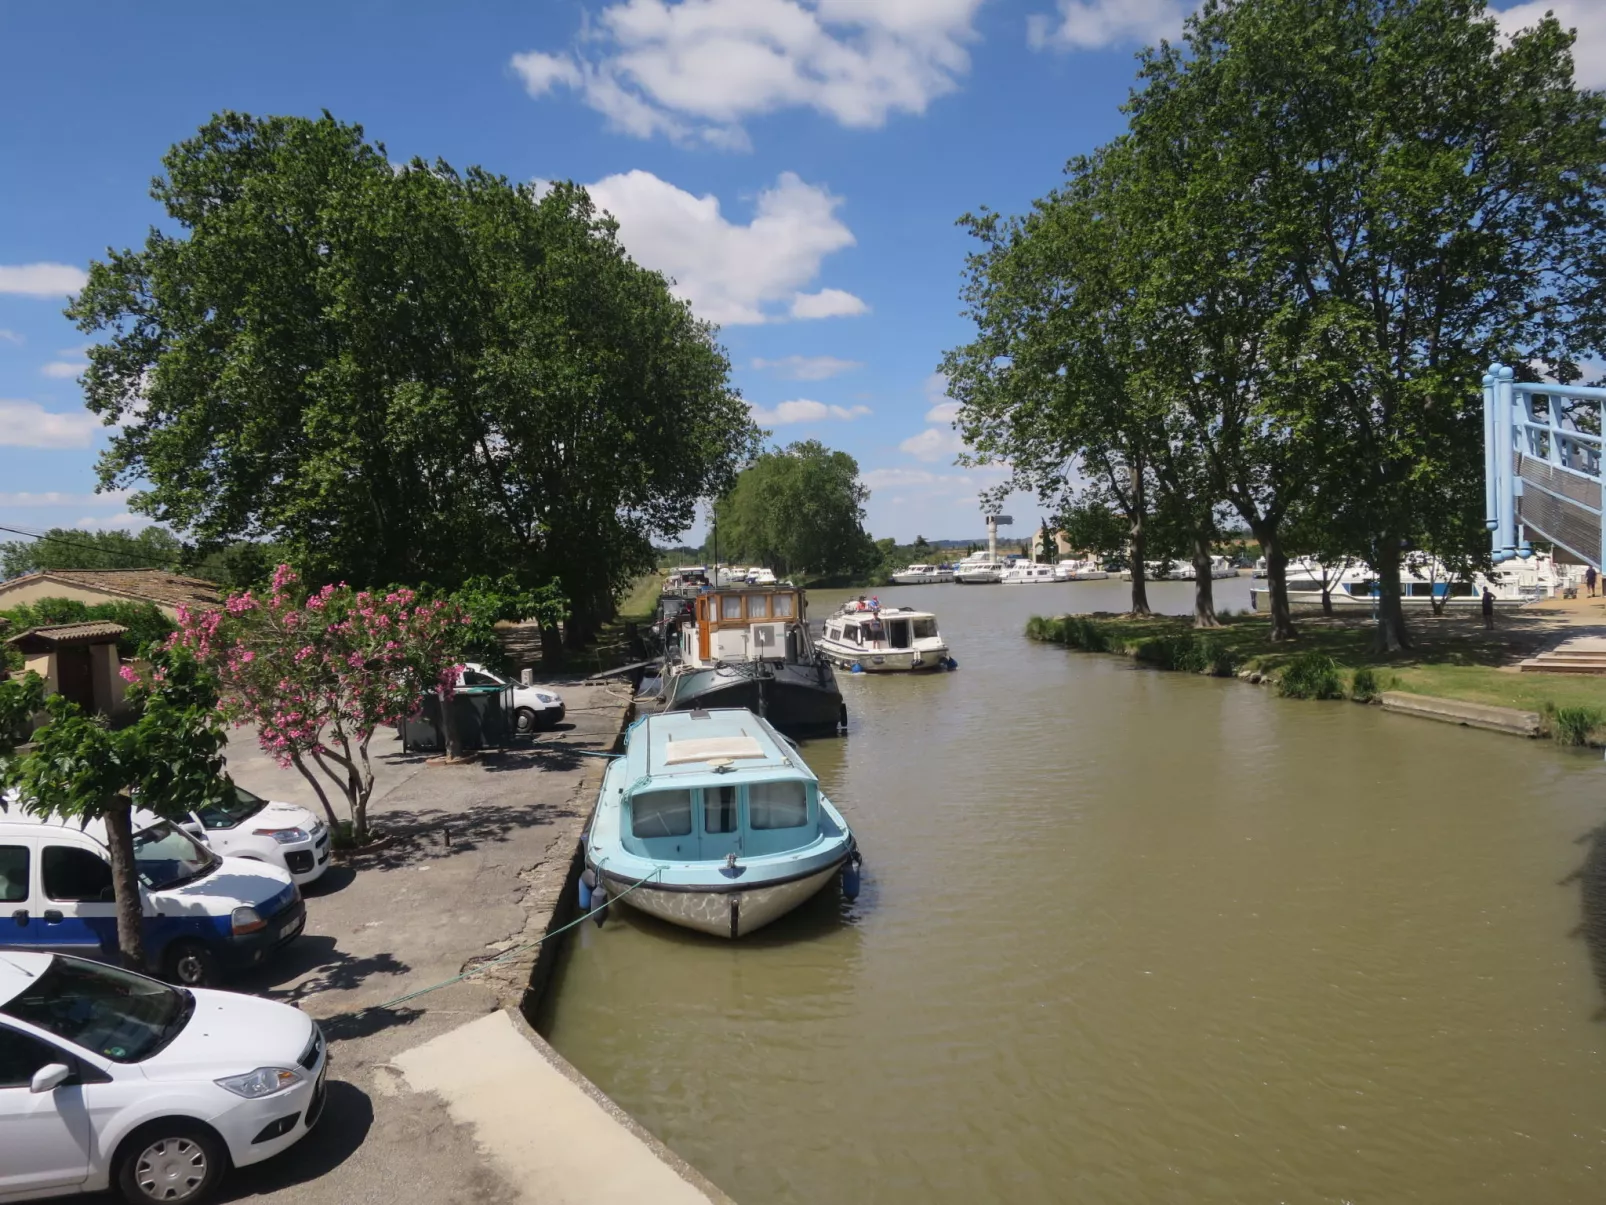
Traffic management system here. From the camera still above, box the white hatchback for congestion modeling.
[0,951,326,1204]
[175,786,331,888]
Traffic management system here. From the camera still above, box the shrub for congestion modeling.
[1,597,173,661]
[1550,705,1604,747]
[1277,652,1345,699]
[1350,666,1380,703]
[1209,642,1239,678]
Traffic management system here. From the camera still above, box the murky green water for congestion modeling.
[542,578,1606,1203]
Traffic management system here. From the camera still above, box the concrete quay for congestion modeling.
[1379,691,1543,737]
[60,677,733,1205]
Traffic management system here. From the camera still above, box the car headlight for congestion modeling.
[536,693,559,705]
[231,905,266,935]
[253,827,310,844]
[216,1067,304,1098]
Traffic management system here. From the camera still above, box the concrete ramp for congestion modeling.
[392,1010,735,1205]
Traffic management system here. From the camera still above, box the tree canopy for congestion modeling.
[69,111,758,645]
[712,441,878,581]
[0,526,182,579]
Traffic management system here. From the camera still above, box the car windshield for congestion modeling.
[191,784,270,831]
[134,821,221,891]
[1,956,191,1063]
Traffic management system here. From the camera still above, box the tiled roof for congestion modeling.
[7,620,129,650]
[0,568,222,610]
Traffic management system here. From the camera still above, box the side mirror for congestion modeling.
[31,1063,72,1094]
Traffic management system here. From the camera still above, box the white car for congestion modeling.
[176,786,330,888]
[0,951,326,1204]
[458,662,565,734]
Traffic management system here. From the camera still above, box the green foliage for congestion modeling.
[0,526,182,579]
[1277,653,1345,701]
[1547,704,1603,747]
[0,671,46,754]
[1026,615,1118,654]
[68,111,758,650]
[1350,666,1381,703]
[1,597,173,662]
[450,574,567,669]
[713,440,878,580]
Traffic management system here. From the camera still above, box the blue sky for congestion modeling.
[1,1,1597,548]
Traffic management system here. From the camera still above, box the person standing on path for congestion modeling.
[1587,566,1597,597]
[1482,586,1496,629]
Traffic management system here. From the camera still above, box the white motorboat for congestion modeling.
[1000,561,1057,584]
[1208,555,1238,579]
[954,558,1006,584]
[890,563,956,585]
[1053,559,1110,581]
[819,604,954,672]
[1119,560,1194,580]
[1249,553,1559,612]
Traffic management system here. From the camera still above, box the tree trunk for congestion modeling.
[288,751,342,831]
[102,798,146,971]
[1128,514,1151,616]
[540,624,564,669]
[1256,527,1297,641]
[1191,531,1219,628]
[1374,549,1412,652]
[1320,582,1334,616]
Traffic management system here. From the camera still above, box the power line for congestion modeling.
[0,523,180,571]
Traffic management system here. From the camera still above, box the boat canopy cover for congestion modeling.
[663,735,767,765]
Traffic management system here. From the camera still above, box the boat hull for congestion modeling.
[1251,588,1530,612]
[820,643,951,672]
[600,862,844,938]
[663,661,844,734]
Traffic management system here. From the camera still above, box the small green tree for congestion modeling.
[450,575,567,671]
[0,649,231,971]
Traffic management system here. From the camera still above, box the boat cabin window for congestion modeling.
[749,780,809,830]
[912,618,937,639]
[632,789,693,838]
[722,595,744,620]
[747,594,770,619]
[772,594,795,618]
[705,785,738,834]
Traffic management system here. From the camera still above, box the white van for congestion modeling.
[0,808,302,987]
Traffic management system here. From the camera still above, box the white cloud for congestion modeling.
[40,360,86,379]
[861,463,1007,494]
[0,330,22,345]
[789,288,868,319]
[0,489,130,508]
[1027,0,1190,51]
[751,354,861,379]
[74,512,155,532]
[510,49,584,94]
[923,371,960,421]
[0,400,101,449]
[1498,1,1606,89]
[925,400,962,423]
[899,426,966,462]
[0,263,88,297]
[585,169,865,325]
[512,0,985,148]
[749,398,872,424]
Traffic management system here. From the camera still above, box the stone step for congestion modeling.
[1519,658,1606,675]
[1379,692,1542,736]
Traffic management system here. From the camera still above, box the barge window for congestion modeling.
[705,785,738,833]
[722,595,744,620]
[912,618,937,639]
[772,594,795,617]
[632,789,693,838]
[749,781,808,830]
[748,595,769,619]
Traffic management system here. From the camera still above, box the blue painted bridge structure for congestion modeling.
[1485,363,1606,572]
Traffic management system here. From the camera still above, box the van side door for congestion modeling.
[35,842,124,963]
[0,839,34,950]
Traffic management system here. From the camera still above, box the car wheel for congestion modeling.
[163,941,220,988]
[116,1122,227,1205]
[515,706,538,734]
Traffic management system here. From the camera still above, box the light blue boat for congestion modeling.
[582,708,861,939]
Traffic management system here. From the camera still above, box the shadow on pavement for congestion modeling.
[351,801,578,870]
[319,1004,425,1044]
[214,1080,374,1200]
[234,938,412,1003]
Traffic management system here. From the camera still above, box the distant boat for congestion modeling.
[583,708,861,939]
[890,563,955,585]
[1053,559,1109,581]
[954,559,1006,584]
[1249,554,1561,612]
[819,604,954,672]
[661,583,845,735]
[1001,562,1057,584]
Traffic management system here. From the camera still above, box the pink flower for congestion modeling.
[118,664,139,684]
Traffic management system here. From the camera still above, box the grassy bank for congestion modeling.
[1025,612,1606,744]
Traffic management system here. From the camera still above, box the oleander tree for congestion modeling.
[0,651,231,972]
[173,564,468,843]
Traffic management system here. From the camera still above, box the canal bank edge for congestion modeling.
[1026,612,1584,743]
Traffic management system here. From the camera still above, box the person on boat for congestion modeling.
[865,612,884,644]
[1588,566,1598,598]
[1482,586,1495,629]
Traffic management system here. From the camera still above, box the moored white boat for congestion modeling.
[954,558,1006,584]
[818,604,954,672]
[583,709,860,939]
[890,563,956,585]
[1000,561,1057,584]
[1053,559,1110,581]
[1249,553,1560,612]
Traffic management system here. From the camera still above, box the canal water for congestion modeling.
[541,578,1606,1204]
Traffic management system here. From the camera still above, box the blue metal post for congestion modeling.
[1496,364,1517,560]
[1483,369,1497,539]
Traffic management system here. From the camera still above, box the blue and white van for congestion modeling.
[0,803,303,986]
